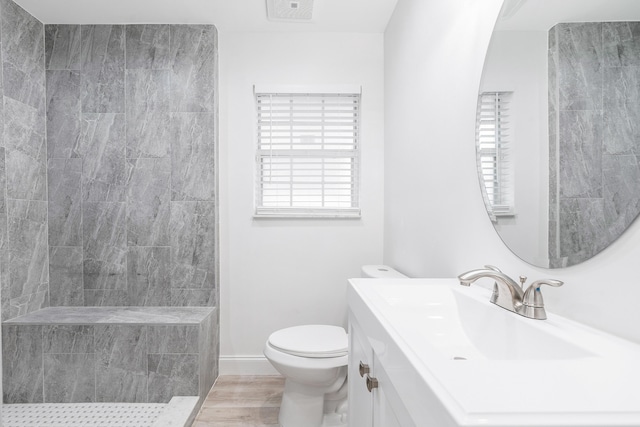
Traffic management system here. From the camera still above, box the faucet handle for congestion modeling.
[523,279,563,306]
[522,279,563,320]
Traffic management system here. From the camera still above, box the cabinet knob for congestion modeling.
[366,375,378,392]
[359,361,370,377]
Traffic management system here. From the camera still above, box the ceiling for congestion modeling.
[13,0,398,33]
[496,0,640,32]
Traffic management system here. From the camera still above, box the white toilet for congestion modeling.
[264,265,407,427]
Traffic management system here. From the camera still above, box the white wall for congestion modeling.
[384,0,640,344]
[219,32,385,372]
[480,30,549,267]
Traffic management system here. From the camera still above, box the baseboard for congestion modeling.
[219,355,279,375]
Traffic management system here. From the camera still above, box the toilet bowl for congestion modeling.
[264,325,348,427]
[264,265,407,427]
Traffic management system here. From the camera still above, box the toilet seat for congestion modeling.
[268,325,348,358]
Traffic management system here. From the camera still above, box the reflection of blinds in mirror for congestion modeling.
[255,92,361,217]
[476,92,514,217]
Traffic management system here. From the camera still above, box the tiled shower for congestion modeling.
[0,0,219,419]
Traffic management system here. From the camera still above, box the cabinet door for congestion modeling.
[371,352,415,427]
[348,321,373,427]
[372,361,402,427]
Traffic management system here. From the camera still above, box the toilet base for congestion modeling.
[321,412,348,427]
[279,380,325,426]
[278,376,348,427]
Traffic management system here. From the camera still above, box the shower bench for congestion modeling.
[2,306,217,405]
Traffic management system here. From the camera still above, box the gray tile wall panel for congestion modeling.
[2,325,43,403]
[550,22,640,266]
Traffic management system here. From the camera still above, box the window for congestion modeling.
[255,91,361,218]
[476,91,514,219]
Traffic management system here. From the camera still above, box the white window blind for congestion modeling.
[255,92,361,218]
[476,91,514,219]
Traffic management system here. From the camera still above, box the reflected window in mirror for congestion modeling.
[476,91,515,221]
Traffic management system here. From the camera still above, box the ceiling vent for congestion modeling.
[266,0,314,22]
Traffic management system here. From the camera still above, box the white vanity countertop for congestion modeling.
[348,278,640,427]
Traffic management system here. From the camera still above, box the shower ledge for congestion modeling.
[2,306,218,405]
[3,306,214,325]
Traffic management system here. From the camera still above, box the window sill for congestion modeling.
[254,208,361,219]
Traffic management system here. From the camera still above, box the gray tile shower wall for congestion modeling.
[0,0,219,406]
[0,0,48,321]
[43,23,218,309]
[549,22,640,267]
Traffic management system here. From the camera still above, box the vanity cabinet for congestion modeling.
[348,316,408,427]
[348,278,640,427]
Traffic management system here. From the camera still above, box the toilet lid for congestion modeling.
[268,325,348,358]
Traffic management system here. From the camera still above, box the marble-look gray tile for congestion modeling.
[3,61,45,114]
[46,70,82,158]
[199,310,217,399]
[170,25,216,113]
[84,289,129,306]
[5,306,214,325]
[170,202,216,292]
[603,22,640,67]
[79,113,127,201]
[7,199,48,299]
[127,158,170,246]
[556,23,603,111]
[171,289,216,307]
[81,25,125,113]
[0,62,4,149]
[1,0,44,111]
[603,66,640,155]
[126,25,171,70]
[148,324,198,354]
[603,66,640,110]
[49,246,84,306]
[548,27,559,139]
[0,148,5,213]
[548,218,559,264]
[148,354,199,403]
[0,212,9,321]
[170,113,215,201]
[43,324,94,353]
[2,325,43,403]
[548,110,558,209]
[126,69,170,111]
[603,154,640,234]
[47,158,82,246]
[8,285,49,319]
[95,325,148,402]
[126,110,171,159]
[603,106,640,156]
[4,97,46,201]
[82,202,127,290]
[558,110,603,199]
[45,24,82,70]
[558,198,606,266]
[126,69,171,159]
[127,246,171,306]
[44,353,95,403]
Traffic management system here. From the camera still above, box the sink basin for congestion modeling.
[375,282,594,361]
[348,278,640,426]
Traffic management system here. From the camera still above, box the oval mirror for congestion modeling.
[478,0,640,268]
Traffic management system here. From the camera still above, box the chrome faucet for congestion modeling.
[458,265,563,320]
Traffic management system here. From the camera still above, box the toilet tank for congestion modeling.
[361,265,407,278]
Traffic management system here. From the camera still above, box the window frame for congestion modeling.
[253,88,362,219]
